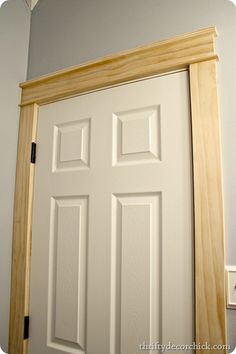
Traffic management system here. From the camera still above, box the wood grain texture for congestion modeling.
[9,104,38,354]
[9,27,227,354]
[20,27,217,106]
[190,60,226,353]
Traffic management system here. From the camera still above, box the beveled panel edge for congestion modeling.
[47,196,88,353]
[110,193,161,353]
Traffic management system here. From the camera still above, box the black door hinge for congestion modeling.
[31,142,36,164]
[24,316,30,339]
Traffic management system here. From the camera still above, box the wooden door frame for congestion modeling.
[9,27,227,354]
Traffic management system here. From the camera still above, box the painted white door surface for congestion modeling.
[29,71,194,354]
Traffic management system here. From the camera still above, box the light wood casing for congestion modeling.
[9,26,226,354]
[9,104,38,354]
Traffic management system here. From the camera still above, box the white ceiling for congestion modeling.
[0,0,228,10]
[22,0,236,10]
[0,0,234,11]
[23,0,236,10]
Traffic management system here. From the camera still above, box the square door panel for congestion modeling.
[113,106,161,166]
[122,117,150,154]
[53,119,91,172]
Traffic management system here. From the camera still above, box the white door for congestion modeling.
[29,71,194,354]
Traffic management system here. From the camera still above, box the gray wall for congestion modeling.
[0,0,31,351]
[27,0,235,350]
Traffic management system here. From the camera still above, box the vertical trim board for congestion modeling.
[9,104,38,354]
[190,60,226,352]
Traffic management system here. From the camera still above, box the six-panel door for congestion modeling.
[29,72,194,354]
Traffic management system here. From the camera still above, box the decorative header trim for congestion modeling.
[20,26,217,106]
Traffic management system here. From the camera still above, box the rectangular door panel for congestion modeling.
[110,193,161,354]
[47,196,88,354]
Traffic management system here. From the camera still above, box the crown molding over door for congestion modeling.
[9,26,227,354]
[20,27,218,106]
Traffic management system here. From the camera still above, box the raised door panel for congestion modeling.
[47,197,88,353]
[110,193,161,354]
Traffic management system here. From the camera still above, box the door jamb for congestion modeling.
[9,26,227,354]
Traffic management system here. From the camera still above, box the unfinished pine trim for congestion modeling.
[9,104,38,354]
[20,27,217,106]
[9,26,226,354]
[190,60,226,350]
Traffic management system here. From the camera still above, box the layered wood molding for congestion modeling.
[9,26,227,354]
[20,27,218,106]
